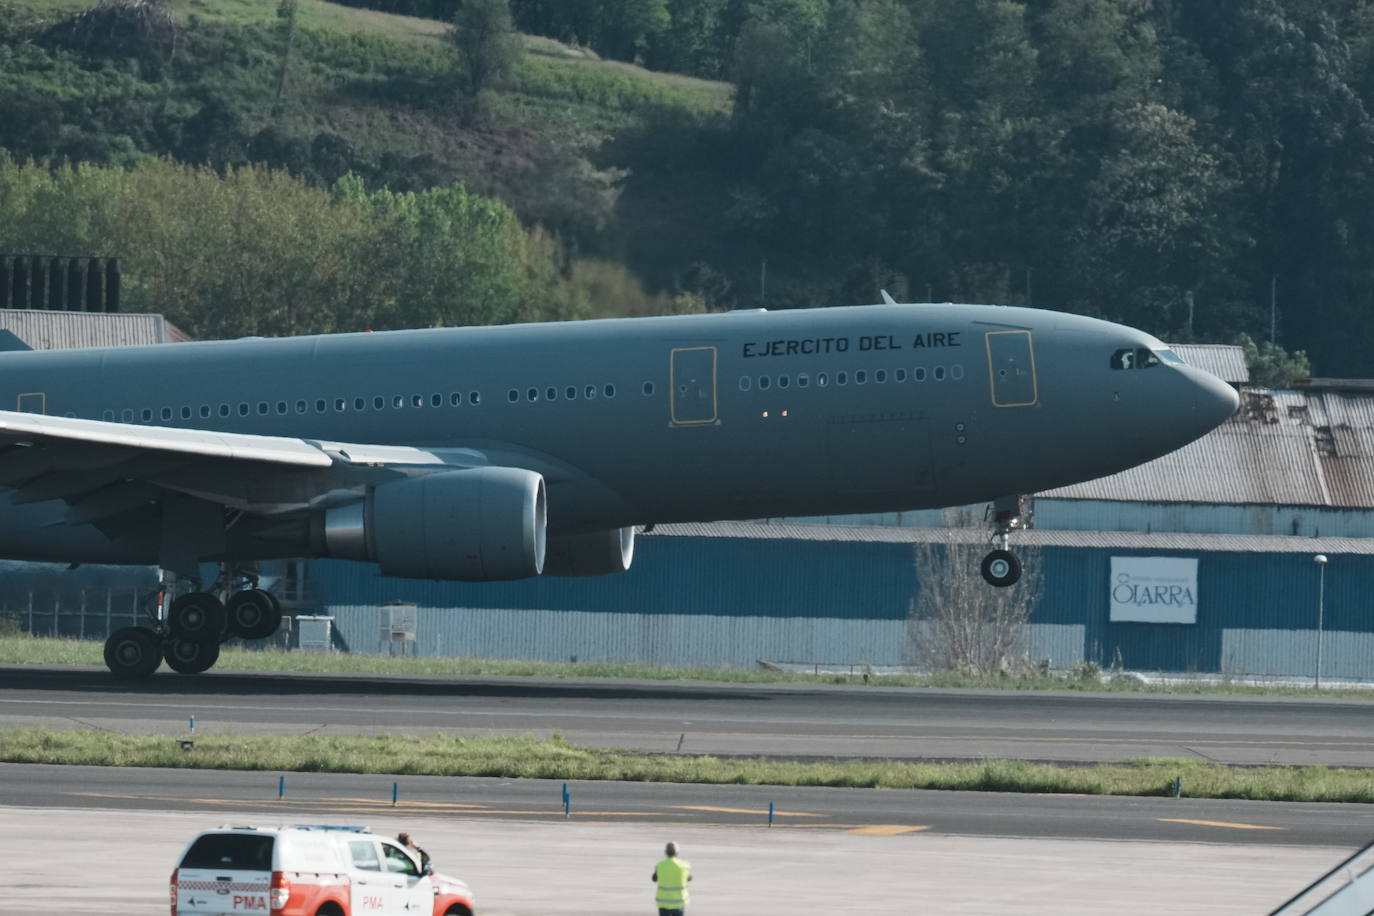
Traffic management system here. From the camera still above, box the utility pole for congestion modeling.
[1314,554,1328,689]
[1270,275,1277,344]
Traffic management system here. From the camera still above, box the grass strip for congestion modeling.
[4,636,1374,697]
[2,728,1373,803]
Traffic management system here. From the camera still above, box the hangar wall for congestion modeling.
[309,524,1374,680]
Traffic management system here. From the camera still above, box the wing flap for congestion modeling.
[0,410,334,469]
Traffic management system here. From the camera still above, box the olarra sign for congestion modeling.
[1109,557,1198,624]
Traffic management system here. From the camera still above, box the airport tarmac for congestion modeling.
[7,664,1374,767]
[2,803,1347,914]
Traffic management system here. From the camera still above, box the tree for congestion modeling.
[1235,333,1312,388]
[906,539,1042,677]
[449,0,522,99]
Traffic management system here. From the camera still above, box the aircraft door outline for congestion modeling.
[984,330,1038,407]
[670,346,718,425]
[16,392,45,414]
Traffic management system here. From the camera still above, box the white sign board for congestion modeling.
[1109,557,1198,624]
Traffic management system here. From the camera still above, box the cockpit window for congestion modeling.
[1155,348,1186,365]
[1111,347,1161,370]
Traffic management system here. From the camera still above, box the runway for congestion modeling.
[4,664,1374,767]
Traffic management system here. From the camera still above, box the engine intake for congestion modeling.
[543,527,636,577]
[319,467,547,581]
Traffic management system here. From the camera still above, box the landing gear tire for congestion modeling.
[164,636,220,675]
[225,589,282,640]
[104,627,163,679]
[169,592,226,640]
[981,549,1022,588]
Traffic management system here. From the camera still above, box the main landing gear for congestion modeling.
[981,495,1029,588]
[102,566,284,679]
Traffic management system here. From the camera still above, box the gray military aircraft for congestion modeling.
[0,300,1237,677]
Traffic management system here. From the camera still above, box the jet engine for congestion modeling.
[316,467,546,581]
[543,526,636,577]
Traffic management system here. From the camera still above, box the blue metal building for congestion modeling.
[309,523,1374,681]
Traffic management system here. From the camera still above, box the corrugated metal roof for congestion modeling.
[649,521,1374,554]
[1168,343,1249,383]
[0,309,172,349]
[1042,388,1374,508]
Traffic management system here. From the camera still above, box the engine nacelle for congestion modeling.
[318,467,546,581]
[543,527,636,577]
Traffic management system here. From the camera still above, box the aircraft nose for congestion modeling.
[1187,368,1240,432]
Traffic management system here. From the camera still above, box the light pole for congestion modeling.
[1314,554,1328,689]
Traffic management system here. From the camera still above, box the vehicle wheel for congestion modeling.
[104,627,163,678]
[168,592,226,640]
[164,637,220,675]
[980,549,1022,587]
[226,589,282,640]
[443,907,472,916]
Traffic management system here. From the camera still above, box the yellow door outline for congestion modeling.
[670,346,718,425]
[16,391,45,414]
[984,330,1038,407]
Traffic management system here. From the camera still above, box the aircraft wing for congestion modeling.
[0,410,482,528]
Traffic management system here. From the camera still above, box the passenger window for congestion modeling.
[934,366,946,381]
[527,388,539,402]
[336,398,347,412]
[180,406,191,420]
[200,405,210,419]
[239,403,250,417]
[219,404,230,418]
[547,387,558,401]
[381,844,419,877]
[566,386,577,400]
[740,377,752,392]
[276,401,287,415]
[432,394,442,408]
[393,395,405,409]
[470,391,481,405]
[605,384,616,398]
[258,402,269,415]
[875,369,887,383]
[585,385,597,399]
[140,408,152,422]
[951,365,964,380]
[896,368,907,382]
[450,393,462,406]
[123,408,135,422]
[759,376,771,390]
[373,396,384,410]
[348,841,381,872]
[914,367,926,382]
[411,394,423,408]
[161,407,172,420]
[295,400,307,414]
[355,397,365,411]
[508,389,519,403]
[817,372,828,387]
[643,381,654,397]
[837,371,848,386]
[855,370,867,385]
[797,374,809,388]
[317,399,327,412]
[102,409,114,421]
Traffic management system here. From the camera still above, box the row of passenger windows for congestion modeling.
[738,364,965,392]
[101,390,484,423]
[508,382,634,403]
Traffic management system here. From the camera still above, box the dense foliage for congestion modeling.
[4,0,1374,374]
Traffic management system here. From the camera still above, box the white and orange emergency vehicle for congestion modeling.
[169,825,474,916]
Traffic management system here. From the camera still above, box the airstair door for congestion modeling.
[984,330,1038,407]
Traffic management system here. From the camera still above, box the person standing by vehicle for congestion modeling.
[397,832,431,873]
[651,841,692,915]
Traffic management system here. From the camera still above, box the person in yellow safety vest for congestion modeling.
[651,841,692,916]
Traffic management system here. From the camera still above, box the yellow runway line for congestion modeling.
[1158,818,1282,831]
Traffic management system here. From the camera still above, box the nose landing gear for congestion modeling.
[981,495,1029,587]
